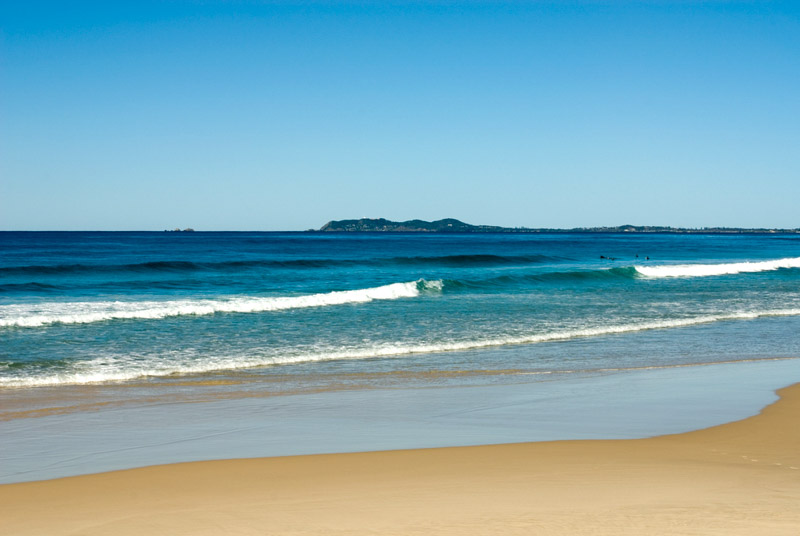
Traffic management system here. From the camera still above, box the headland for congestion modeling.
[318,218,800,233]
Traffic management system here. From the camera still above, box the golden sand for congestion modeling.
[3,384,799,535]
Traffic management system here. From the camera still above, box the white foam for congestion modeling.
[635,257,800,278]
[4,307,799,388]
[0,280,440,328]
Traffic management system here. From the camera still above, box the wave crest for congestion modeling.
[635,257,800,278]
[0,254,560,276]
[0,280,441,328]
[3,307,799,387]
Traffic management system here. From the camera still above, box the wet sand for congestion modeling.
[3,383,799,535]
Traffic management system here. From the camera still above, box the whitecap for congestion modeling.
[635,257,800,278]
[0,279,442,328]
[4,307,800,387]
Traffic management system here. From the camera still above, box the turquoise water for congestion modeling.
[2,232,800,389]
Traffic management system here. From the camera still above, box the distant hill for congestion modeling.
[319,218,502,232]
[317,218,799,234]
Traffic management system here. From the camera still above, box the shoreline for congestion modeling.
[3,382,799,534]
[3,357,800,484]
[6,358,800,484]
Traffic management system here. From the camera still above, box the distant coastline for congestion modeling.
[318,218,800,234]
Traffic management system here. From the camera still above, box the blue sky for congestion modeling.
[2,1,798,230]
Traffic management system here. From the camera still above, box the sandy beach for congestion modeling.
[3,382,798,535]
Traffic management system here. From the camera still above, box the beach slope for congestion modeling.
[3,384,799,535]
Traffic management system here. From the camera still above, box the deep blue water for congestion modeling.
[2,232,800,388]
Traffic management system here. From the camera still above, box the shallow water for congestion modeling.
[2,357,798,483]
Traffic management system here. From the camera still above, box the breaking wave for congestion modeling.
[635,257,800,278]
[0,280,443,328]
[3,307,799,387]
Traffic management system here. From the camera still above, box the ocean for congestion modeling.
[2,231,800,390]
[3,231,800,481]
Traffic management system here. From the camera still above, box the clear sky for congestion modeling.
[2,1,798,230]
